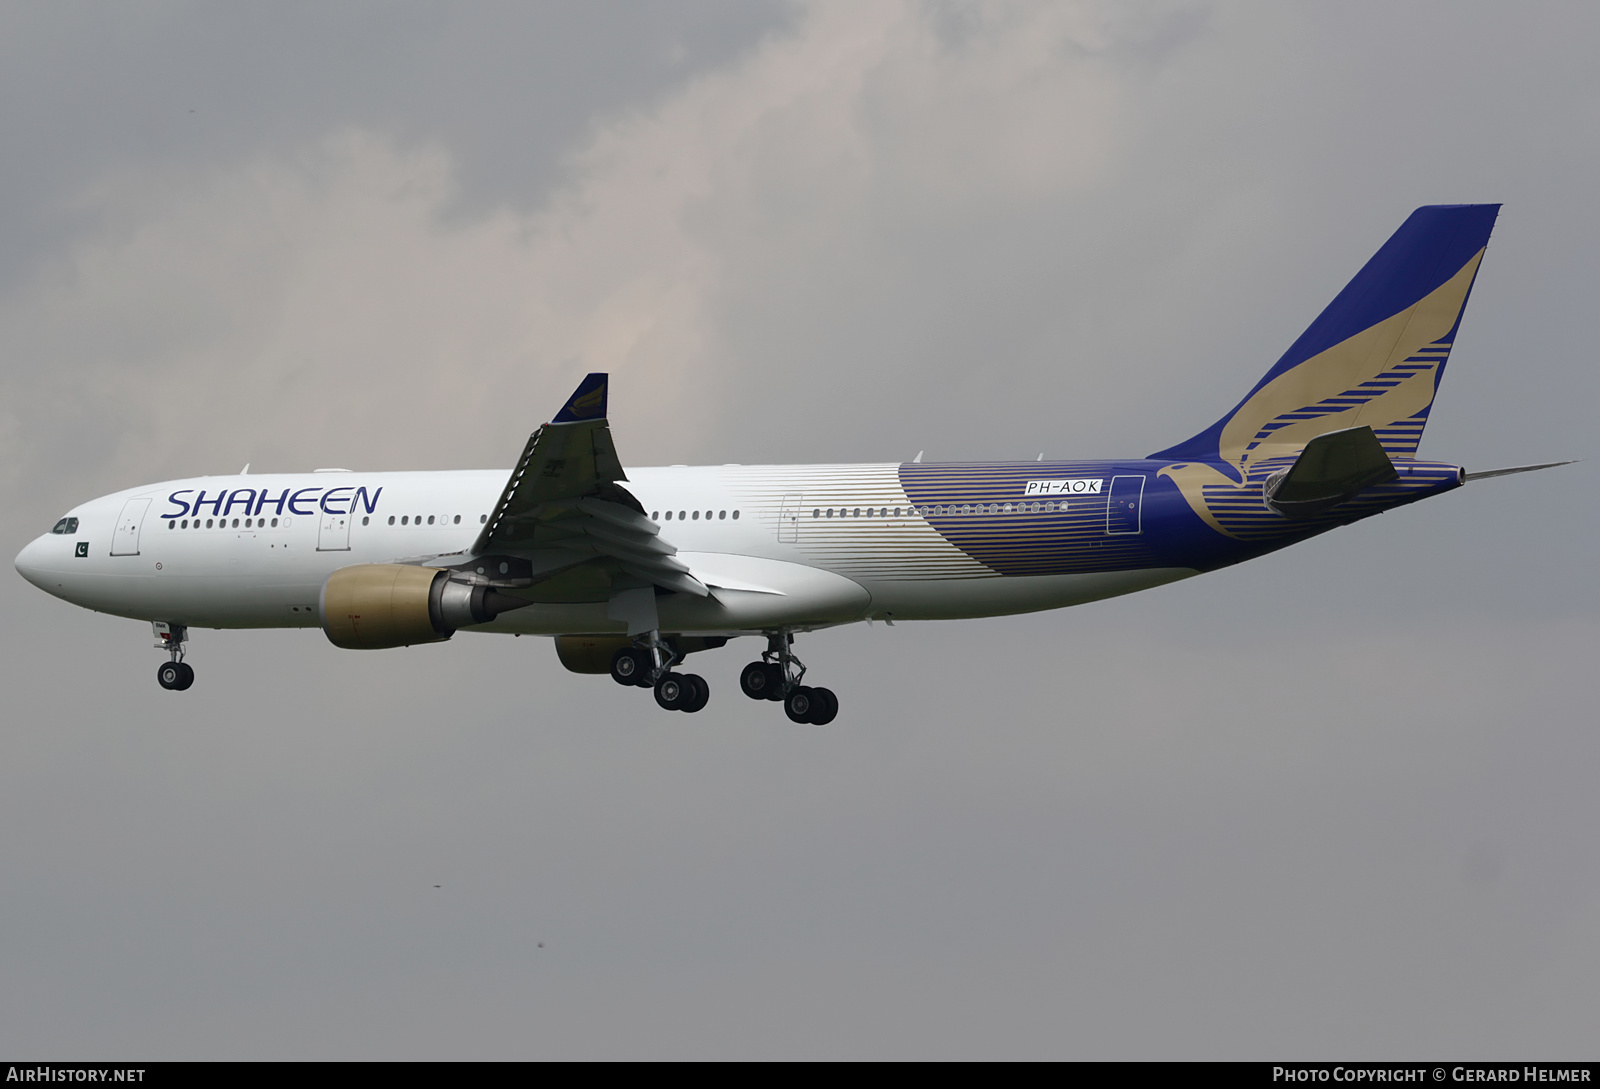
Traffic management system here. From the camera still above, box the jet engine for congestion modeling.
[319,563,529,650]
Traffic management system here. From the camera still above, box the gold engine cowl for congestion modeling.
[319,563,526,650]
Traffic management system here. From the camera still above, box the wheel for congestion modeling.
[763,662,786,700]
[174,662,195,691]
[784,686,819,724]
[157,661,181,690]
[806,686,837,726]
[654,672,690,711]
[610,646,649,687]
[679,674,709,713]
[739,661,773,700]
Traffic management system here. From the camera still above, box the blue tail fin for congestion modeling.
[1151,204,1499,469]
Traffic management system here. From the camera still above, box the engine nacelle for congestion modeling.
[320,564,528,650]
[320,564,450,650]
[554,635,635,674]
[553,633,731,674]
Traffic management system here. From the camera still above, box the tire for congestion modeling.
[174,662,195,691]
[654,672,689,711]
[739,661,772,700]
[611,646,648,687]
[156,661,181,690]
[680,674,709,713]
[806,686,837,726]
[784,686,818,724]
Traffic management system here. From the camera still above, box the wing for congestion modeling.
[469,373,707,597]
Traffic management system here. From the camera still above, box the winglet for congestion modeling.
[552,373,608,424]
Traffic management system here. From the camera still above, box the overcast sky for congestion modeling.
[2,0,1597,1059]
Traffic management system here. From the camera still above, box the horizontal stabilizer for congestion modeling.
[1264,426,1398,518]
[1465,459,1578,482]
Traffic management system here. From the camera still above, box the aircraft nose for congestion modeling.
[14,535,51,590]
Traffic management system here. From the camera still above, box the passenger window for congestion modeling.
[428,515,435,525]
[732,511,739,519]
[652,511,660,520]
[453,515,461,524]
[679,511,686,520]
[480,514,487,524]
[665,511,672,520]
[388,516,395,525]
[206,519,214,528]
[271,518,279,527]
[362,516,369,526]
[693,511,700,520]
[719,511,727,520]
[401,516,409,525]
[812,509,820,518]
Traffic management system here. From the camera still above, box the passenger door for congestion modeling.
[110,498,151,556]
[1106,475,1145,535]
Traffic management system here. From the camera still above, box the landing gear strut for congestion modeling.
[740,631,837,725]
[153,621,194,691]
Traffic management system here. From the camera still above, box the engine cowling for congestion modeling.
[554,635,635,674]
[320,564,450,650]
[320,564,525,650]
[553,633,732,674]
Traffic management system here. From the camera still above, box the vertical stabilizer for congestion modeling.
[1151,204,1499,471]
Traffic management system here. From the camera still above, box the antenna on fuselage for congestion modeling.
[240,463,250,475]
[912,451,923,463]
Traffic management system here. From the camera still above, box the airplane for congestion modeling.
[13,204,1572,725]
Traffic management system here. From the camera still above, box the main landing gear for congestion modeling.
[152,621,194,691]
[739,632,837,725]
[609,636,709,714]
[601,621,837,724]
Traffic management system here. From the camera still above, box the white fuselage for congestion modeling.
[14,465,1195,639]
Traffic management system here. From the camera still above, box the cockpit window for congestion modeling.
[50,518,79,535]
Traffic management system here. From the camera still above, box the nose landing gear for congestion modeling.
[156,660,194,690]
[741,631,837,725]
[152,621,194,691]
